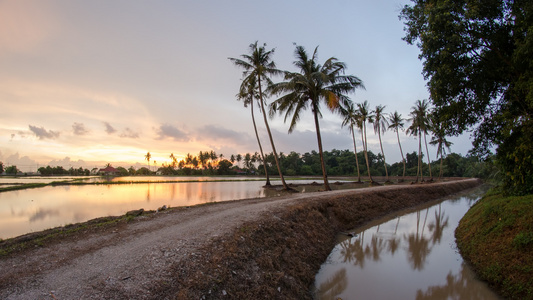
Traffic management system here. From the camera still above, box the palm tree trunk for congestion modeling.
[351,125,361,182]
[418,128,424,182]
[378,130,389,182]
[363,121,373,183]
[257,77,289,190]
[250,100,270,186]
[396,130,406,181]
[424,131,433,180]
[313,106,331,191]
[438,151,443,181]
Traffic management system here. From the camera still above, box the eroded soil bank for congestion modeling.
[0,178,481,299]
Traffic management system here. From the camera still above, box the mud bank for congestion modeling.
[152,178,482,299]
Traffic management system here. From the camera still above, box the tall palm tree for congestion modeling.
[236,154,243,168]
[341,102,362,182]
[145,152,151,172]
[236,76,271,186]
[388,111,406,181]
[229,41,290,190]
[429,117,453,181]
[407,100,430,182]
[357,100,375,183]
[169,153,177,168]
[270,45,364,191]
[371,105,390,182]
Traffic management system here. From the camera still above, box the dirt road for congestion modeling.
[0,179,481,299]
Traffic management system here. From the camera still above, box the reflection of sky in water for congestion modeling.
[315,187,501,300]
[0,178,359,239]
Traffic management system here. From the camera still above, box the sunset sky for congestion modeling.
[0,0,473,172]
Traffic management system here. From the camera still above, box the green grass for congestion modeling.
[456,191,533,299]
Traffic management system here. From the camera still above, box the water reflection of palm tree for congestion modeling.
[339,231,368,268]
[416,263,492,299]
[316,268,347,300]
[428,204,449,245]
[404,208,432,271]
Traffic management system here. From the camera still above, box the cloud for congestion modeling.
[72,122,89,136]
[120,128,140,139]
[28,125,60,140]
[197,124,251,145]
[156,124,189,141]
[103,122,117,134]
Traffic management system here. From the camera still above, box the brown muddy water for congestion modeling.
[314,186,502,300]
[0,177,360,239]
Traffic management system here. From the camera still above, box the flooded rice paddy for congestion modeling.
[314,186,500,300]
[0,176,357,239]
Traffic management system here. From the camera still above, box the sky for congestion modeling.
[0,0,474,172]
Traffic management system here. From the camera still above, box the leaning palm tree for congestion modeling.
[371,105,390,182]
[229,41,290,190]
[236,76,271,186]
[388,111,406,181]
[341,102,362,182]
[357,100,375,183]
[270,45,364,191]
[429,117,453,181]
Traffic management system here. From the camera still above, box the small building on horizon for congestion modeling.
[99,165,119,176]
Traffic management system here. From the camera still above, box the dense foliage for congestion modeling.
[400,0,533,194]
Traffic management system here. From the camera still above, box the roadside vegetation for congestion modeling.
[401,0,533,299]
[456,191,533,299]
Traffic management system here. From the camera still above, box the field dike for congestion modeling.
[149,178,482,299]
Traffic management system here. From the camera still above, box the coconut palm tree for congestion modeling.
[357,100,375,183]
[145,152,151,172]
[371,105,390,182]
[270,45,364,191]
[169,153,177,168]
[341,101,362,182]
[236,154,242,168]
[429,117,453,180]
[229,41,290,190]
[388,111,406,181]
[407,100,431,182]
[236,76,271,186]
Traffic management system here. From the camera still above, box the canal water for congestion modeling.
[0,176,360,239]
[314,186,501,300]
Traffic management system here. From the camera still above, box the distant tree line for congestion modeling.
[139,150,496,179]
[37,166,91,176]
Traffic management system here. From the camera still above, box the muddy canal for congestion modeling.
[314,186,501,300]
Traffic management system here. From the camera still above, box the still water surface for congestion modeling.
[0,177,358,239]
[314,186,501,300]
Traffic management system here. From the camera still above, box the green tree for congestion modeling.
[357,100,375,183]
[229,41,290,190]
[401,0,533,194]
[389,111,407,180]
[341,102,362,182]
[371,105,390,182]
[237,75,271,185]
[271,45,364,191]
[5,165,19,174]
[0,161,4,174]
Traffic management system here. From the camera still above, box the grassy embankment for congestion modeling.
[456,191,533,299]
